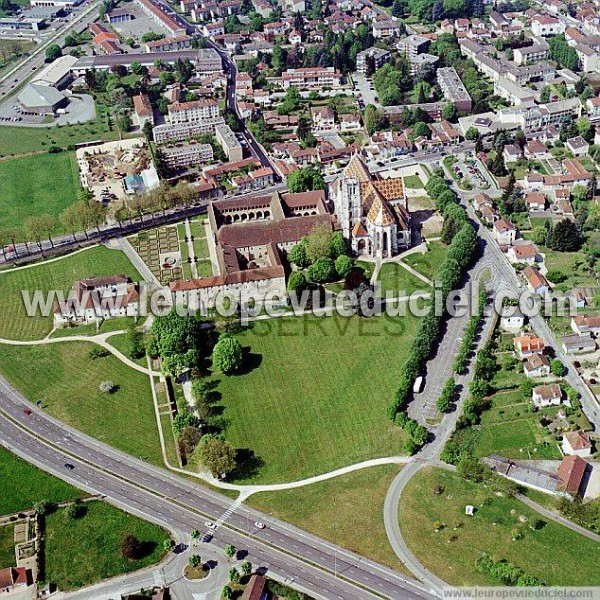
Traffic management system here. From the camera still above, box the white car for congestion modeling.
[204,521,217,530]
[254,521,266,529]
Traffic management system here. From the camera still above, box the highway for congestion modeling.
[0,375,433,600]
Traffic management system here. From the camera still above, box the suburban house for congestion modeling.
[561,332,596,354]
[523,353,550,378]
[566,135,590,156]
[562,430,593,457]
[502,144,522,163]
[507,242,538,265]
[514,334,545,359]
[311,107,336,130]
[571,314,600,336]
[53,275,141,326]
[493,218,518,245]
[570,286,598,308]
[532,383,562,407]
[557,455,589,496]
[500,306,525,332]
[525,192,546,212]
[0,567,32,594]
[523,266,550,295]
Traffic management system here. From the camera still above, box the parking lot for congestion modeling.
[451,156,490,190]
[352,72,380,109]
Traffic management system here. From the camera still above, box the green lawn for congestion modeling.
[209,314,418,483]
[106,332,147,367]
[250,465,411,575]
[0,246,141,340]
[377,263,430,296]
[0,39,34,75]
[44,501,168,591]
[0,117,123,158]
[50,316,134,338]
[402,242,447,280]
[0,446,81,515]
[0,152,80,232]
[399,467,600,586]
[0,342,162,464]
[197,260,213,278]
[540,246,596,289]
[403,174,424,189]
[0,525,14,569]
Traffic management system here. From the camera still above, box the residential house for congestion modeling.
[562,430,593,457]
[132,93,154,128]
[570,286,598,308]
[503,144,522,163]
[571,314,600,336]
[372,19,402,39]
[340,114,361,131]
[500,306,525,332]
[557,455,589,495]
[566,135,590,156]
[523,266,550,295]
[507,242,539,265]
[525,192,547,211]
[514,334,545,358]
[0,567,32,594]
[493,218,518,245]
[532,383,562,407]
[523,353,550,378]
[531,15,565,36]
[524,140,551,160]
[311,107,336,131]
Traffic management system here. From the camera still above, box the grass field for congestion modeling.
[0,447,80,515]
[0,116,123,158]
[45,501,168,590]
[0,342,162,464]
[402,242,448,280]
[0,39,34,75]
[377,263,429,296]
[0,525,14,569]
[403,174,424,189]
[250,465,411,574]
[210,314,418,483]
[106,332,147,367]
[0,246,141,340]
[540,246,596,289]
[399,467,600,586]
[0,152,80,232]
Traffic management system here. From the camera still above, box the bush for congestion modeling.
[212,335,243,374]
[334,254,354,278]
[89,346,110,360]
[307,257,337,283]
[99,380,117,394]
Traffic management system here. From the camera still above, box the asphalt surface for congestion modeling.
[0,375,433,600]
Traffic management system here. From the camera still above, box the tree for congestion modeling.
[121,534,142,559]
[329,231,347,258]
[286,166,325,192]
[289,241,310,268]
[540,86,551,103]
[287,271,307,292]
[241,561,252,576]
[225,544,236,558]
[24,216,45,251]
[335,254,354,278]
[548,219,583,251]
[551,359,566,377]
[442,102,457,121]
[60,204,81,241]
[229,567,240,584]
[196,436,236,477]
[189,554,202,568]
[305,222,333,263]
[212,335,243,374]
[308,257,337,283]
[222,586,233,600]
[67,500,85,519]
[45,44,62,62]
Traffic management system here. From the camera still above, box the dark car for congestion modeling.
[64,463,75,470]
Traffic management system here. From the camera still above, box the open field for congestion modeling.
[402,242,447,280]
[0,152,80,232]
[0,525,14,569]
[403,174,424,189]
[377,263,428,296]
[0,113,124,158]
[0,39,35,76]
[250,465,411,574]
[0,342,162,464]
[540,246,596,289]
[210,314,417,483]
[45,500,168,590]
[0,246,141,340]
[0,447,81,515]
[399,467,600,586]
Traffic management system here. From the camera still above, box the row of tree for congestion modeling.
[453,290,487,374]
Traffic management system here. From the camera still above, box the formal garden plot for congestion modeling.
[130,226,182,284]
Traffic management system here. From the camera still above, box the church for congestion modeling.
[329,154,411,258]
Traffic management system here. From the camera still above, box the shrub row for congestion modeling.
[436,377,457,413]
[476,555,542,587]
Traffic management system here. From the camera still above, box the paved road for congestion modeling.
[0,375,433,600]
[0,1,101,101]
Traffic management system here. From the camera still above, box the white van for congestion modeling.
[413,376,424,394]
